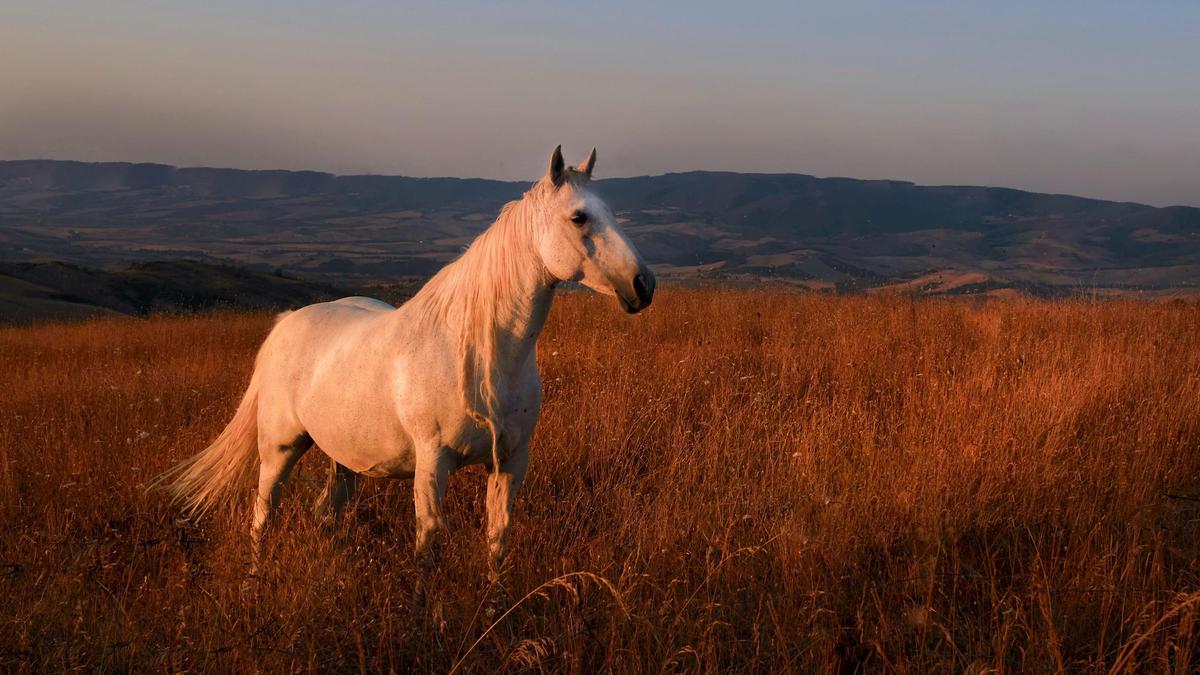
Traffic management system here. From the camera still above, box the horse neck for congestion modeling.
[493,275,554,372]
[479,204,555,373]
[413,193,556,383]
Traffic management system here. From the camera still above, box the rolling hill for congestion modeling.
[0,260,342,325]
[1,159,1197,298]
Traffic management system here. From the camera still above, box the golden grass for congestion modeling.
[1,290,1199,672]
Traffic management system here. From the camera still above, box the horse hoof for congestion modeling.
[488,575,511,608]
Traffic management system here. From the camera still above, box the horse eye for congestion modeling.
[570,210,588,226]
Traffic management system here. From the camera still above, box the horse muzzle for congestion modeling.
[616,268,655,314]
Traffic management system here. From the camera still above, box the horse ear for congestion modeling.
[578,148,597,180]
[547,145,565,187]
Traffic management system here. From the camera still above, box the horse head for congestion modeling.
[532,146,655,313]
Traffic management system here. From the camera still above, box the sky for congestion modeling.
[1,1,1198,206]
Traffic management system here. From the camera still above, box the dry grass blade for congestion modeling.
[1109,591,1200,674]
[449,571,627,674]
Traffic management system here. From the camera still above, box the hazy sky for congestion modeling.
[2,1,1198,206]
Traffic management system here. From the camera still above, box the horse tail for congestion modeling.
[153,370,262,519]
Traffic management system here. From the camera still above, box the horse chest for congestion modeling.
[445,376,542,466]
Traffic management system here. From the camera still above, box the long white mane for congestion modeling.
[407,179,556,460]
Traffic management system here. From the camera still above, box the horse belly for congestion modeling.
[312,423,417,478]
[299,385,418,478]
[359,453,416,478]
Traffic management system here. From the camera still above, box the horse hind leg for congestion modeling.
[249,429,312,572]
[314,459,358,521]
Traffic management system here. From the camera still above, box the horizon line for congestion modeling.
[0,155,1184,210]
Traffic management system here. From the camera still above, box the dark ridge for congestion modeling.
[1,159,1197,297]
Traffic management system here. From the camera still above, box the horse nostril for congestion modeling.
[633,273,652,306]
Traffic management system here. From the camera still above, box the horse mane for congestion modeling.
[408,178,556,452]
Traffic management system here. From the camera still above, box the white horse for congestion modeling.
[160,146,654,574]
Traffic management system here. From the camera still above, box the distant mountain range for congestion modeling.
[2,159,1198,301]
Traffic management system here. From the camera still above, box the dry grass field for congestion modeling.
[2,289,1199,672]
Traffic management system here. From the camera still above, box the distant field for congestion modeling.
[2,291,1199,671]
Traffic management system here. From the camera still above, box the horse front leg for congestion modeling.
[413,447,454,561]
[485,442,529,581]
